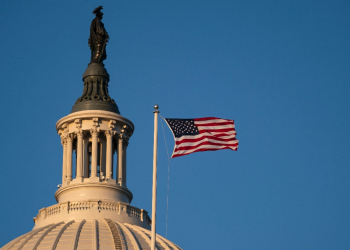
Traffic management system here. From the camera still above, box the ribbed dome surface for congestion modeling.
[1,219,181,250]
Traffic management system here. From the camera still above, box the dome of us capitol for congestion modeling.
[1,6,182,250]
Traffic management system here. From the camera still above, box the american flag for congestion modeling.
[164,117,238,158]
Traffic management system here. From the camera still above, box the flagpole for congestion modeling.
[151,104,159,250]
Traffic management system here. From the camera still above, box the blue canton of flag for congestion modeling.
[165,119,199,137]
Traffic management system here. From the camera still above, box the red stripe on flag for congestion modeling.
[198,128,236,133]
[193,117,232,121]
[175,135,237,144]
[172,146,238,158]
[174,141,238,151]
[195,122,234,126]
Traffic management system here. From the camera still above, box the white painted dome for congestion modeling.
[1,219,181,250]
[1,8,183,249]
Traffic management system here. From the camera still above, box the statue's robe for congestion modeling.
[89,17,108,63]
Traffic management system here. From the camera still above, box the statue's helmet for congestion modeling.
[93,6,103,15]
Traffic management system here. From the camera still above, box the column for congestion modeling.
[113,148,118,180]
[111,146,115,179]
[105,130,113,179]
[90,128,99,178]
[76,130,83,181]
[83,138,89,178]
[122,137,129,186]
[100,136,106,177]
[117,134,124,186]
[61,137,67,184]
[66,134,74,182]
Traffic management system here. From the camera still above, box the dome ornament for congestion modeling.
[71,6,120,114]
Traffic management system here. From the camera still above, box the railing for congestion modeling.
[127,205,141,218]
[69,201,91,211]
[34,200,151,225]
[98,201,118,212]
[47,205,60,216]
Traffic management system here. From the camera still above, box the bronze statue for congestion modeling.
[89,6,109,64]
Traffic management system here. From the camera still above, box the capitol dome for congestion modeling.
[2,220,181,250]
[1,6,181,250]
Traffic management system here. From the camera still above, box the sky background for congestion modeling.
[1,1,350,249]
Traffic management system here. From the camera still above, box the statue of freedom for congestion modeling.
[89,6,109,64]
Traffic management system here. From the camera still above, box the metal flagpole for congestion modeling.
[151,104,159,250]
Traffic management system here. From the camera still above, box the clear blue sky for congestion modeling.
[1,1,350,249]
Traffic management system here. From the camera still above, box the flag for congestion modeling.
[164,117,238,158]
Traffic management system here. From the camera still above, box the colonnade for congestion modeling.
[60,123,129,187]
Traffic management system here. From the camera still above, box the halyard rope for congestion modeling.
[160,116,171,238]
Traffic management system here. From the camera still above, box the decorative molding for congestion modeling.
[123,136,129,148]
[74,119,82,128]
[55,182,133,202]
[120,125,127,136]
[118,125,130,148]
[56,110,134,132]
[109,119,116,129]
[92,117,99,128]
[76,129,84,137]
[63,123,69,133]
[90,127,100,137]
[90,118,100,136]
[74,74,116,105]
[66,133,76,141]
[105,130,115,139]
[60,136,67,146]
[58,123,69,145]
